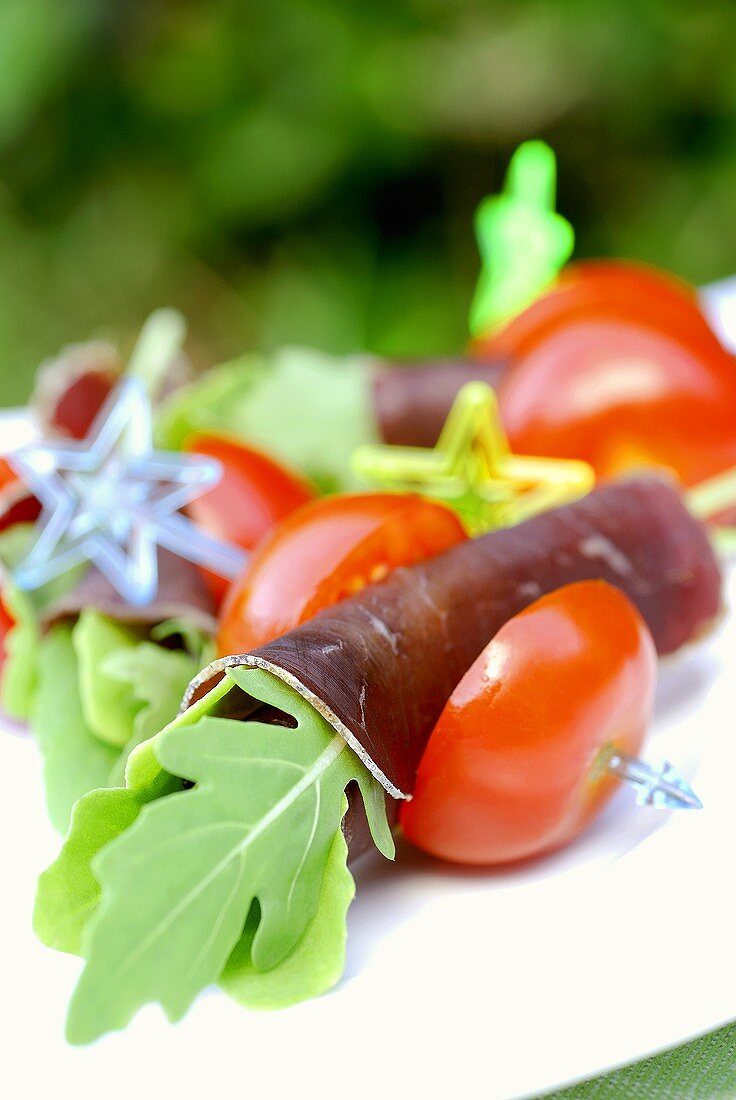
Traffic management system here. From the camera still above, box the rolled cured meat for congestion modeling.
[184,475,721,817]
[371,357,507,447]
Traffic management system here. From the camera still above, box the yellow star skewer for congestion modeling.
[351,382,595,535]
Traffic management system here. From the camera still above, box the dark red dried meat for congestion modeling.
[184,475,722,802]
[43,549,218,636]
[372,357,507,447]
[31,342,123,440]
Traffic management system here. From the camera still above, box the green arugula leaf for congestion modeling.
[0,524,84,720]
[34,787,144,955]
[221,807,354,1010]
[151,617,215,665]
[27,607,195,829]
[34,702,199,954]
[102,639,200,786]
[73,611,143,747]
[1,583,40,719]
[65,666,393,1045]
[33,627,119,833]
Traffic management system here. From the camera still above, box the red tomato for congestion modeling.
[473,261,715,362]
[475,261,736,488]
[400,580,656,866]
[183,432,317,603]
[0,458,40,533]
[0,593,13,671]
[218,492,468,654]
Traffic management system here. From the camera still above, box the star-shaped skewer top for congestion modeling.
[351,381,595,535]
[8,378,248,605]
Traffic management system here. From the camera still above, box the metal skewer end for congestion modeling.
[607,751,703,811]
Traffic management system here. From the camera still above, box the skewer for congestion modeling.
[606,751,703,810]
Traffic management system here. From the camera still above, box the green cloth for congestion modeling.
[544,1021,736,1098]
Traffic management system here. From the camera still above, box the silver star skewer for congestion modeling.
[7,376,249,606]
[607,751,703,810]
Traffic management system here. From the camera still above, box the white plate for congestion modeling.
[2,289,736,1099]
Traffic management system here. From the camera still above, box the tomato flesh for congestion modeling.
[183,432,317,603]
[400,580,656,866]
[218,492,468,654]
[0,458,40,533]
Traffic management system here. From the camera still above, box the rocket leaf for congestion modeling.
[34,787,145,956]
[100,638,201,786]
[34,711,194,954]
[0,523,83,719]
[65,666,393,1044]
[6,595,200,827]
[220,809,354,1010]
[32,626,119,833]
[73,611,143,747]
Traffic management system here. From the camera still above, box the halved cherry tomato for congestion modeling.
[400,580,656,866]
[475,261,736,489]
[183,432,317,603]
[218,492,468,654]
[0,593,13,671]
[0,458,40,533]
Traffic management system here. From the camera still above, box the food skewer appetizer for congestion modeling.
[33,461,722,1043]
[4,157,736,1043]
[0,314,320,830]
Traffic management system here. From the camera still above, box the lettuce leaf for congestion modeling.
[32,627,120,833]
[61,666,393,1044]
[220,805,354,1011]
[34,787,146,956]
[4,593,201,827]
[155,347,378,493]
[34,676,231,957]
[98,636,202,786]
[1,583,41,719]
[73,612,143,747]
[0,524,84,720]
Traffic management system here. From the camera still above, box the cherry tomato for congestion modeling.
[473,261,716,362]
[475,261,736,488]
[400,580,656,866]
[0,458,40,533]
[0,593,13,672]
[183,432,317,603]
[218,492,468,654]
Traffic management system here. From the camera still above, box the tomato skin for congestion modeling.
[218,492,468,655]
[475,260,736,488]
[473,260,714,362]
[183,432,317,603]
[499,319,736,487]
[400,580,656,866]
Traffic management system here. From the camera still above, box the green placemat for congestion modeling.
[543,1020,736,1098]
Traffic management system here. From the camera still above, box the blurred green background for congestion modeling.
[1,0,736,404]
